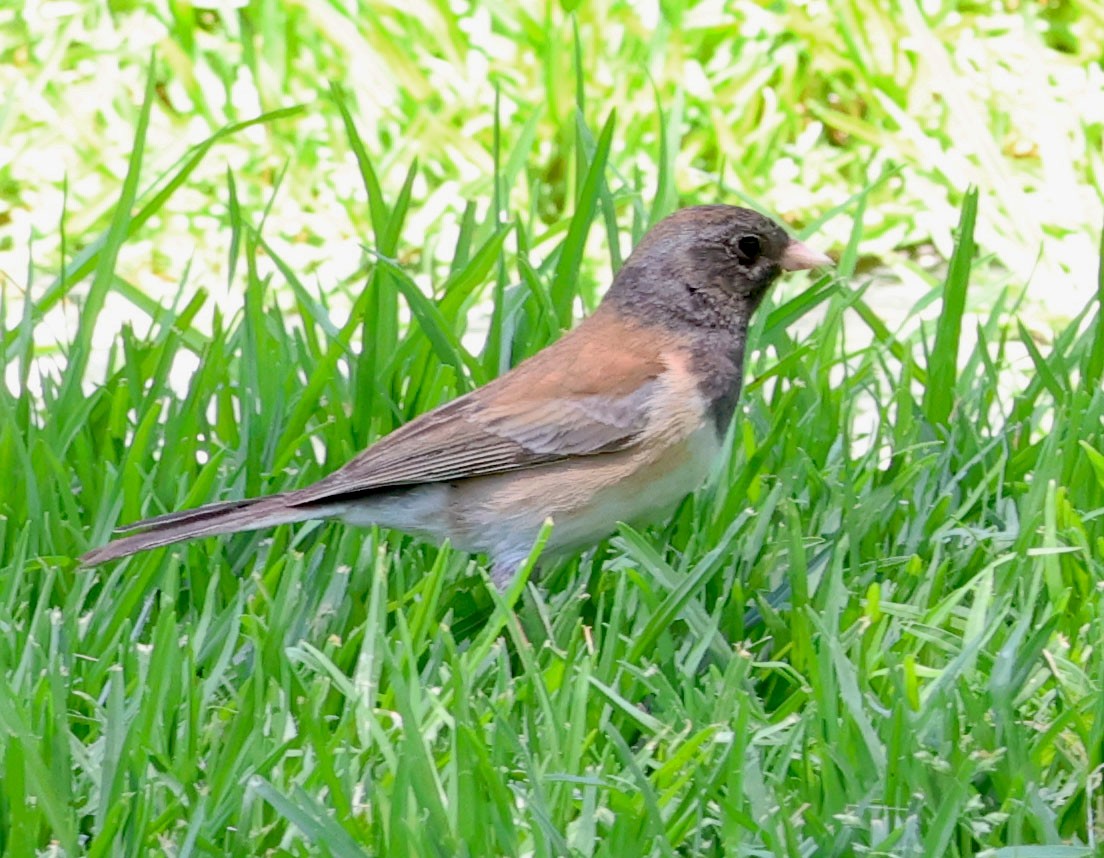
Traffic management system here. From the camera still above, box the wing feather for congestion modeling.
[288,383,656,506]
[287,313,673,507]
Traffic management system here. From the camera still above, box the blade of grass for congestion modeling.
[922,188,978,426]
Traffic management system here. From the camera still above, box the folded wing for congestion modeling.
[287,380,658,505]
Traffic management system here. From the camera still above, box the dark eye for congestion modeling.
[735,235,762,264]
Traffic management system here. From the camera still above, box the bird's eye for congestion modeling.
[734,235,762,264]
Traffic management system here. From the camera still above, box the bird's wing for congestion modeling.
[288,321,670,506]
[287,386,655,506]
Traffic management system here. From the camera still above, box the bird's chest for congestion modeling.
[573,351,727,534]
[538,418,724,555]
[595,421,722,526]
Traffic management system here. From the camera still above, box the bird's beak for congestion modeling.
[780,238,834,271]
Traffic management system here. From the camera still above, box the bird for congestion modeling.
[82,205,832,587]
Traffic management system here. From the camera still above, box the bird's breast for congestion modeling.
[447,349,725,557]
[587,419,722,527]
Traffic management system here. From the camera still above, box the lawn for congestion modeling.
[3,1,1104,855]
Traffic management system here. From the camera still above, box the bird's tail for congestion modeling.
[81,493,321,565]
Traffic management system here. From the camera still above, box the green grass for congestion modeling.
[4,1,1104,855]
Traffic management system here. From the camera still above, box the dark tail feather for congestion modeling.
[112,497,268,533]
[81,493,319,565]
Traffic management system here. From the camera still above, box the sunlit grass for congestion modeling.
[4,1,1103,333]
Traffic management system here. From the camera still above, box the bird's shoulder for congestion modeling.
[287,310,703,505]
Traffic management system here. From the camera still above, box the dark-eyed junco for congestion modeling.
[83,205,831,586]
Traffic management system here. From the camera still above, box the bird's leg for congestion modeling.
[491,560,519,591]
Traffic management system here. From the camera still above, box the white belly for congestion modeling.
[547,422,722,552]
